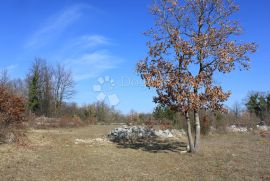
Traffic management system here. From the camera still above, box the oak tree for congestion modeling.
[137,0,256,152]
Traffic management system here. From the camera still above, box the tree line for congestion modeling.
[27,59,75,117]
[1,58,268,128]
[245,92,270,124]
[1,58,75,117]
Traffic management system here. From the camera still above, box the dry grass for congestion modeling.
[0,125,270,181]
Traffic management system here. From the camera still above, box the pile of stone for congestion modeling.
[108,126,156,143]
[227,125,248,133]
[257,125,270,131]
[154,129,174,138]
[170,129,186,137]
[107,126,186,143]
[154,129,186,138]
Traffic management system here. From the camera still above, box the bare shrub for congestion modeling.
[160,120,173,130]
[144,119,156,129]
[58,115,83,128]
[31,116,58,129]
[210,112,228,133]
[28,115,83,129]
[85,117,97,125]
[0,86,26,143]
[201,116,211,135]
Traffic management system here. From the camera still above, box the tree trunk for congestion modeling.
[194,109,200,152]
[185,112,195,153]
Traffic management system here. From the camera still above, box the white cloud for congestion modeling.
[77,35,110,47]
[65,50,122,81]
[51,34,121,82]
[0,64,22,79]
[25,4,88,49]
[58,35,111,57]
[0,64,17,74]
[25,3,122,82]
[5,64,18,72]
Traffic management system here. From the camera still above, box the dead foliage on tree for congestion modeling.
[137,0,256,153]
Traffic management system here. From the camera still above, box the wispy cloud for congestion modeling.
[65,50,122,81]
[25,3,121,82]
[0,64,21,79]
[25,4,88,49]
[58,35,111,57]
[5,64,18,72]
[76,35,111,48]
[51,34,121,81]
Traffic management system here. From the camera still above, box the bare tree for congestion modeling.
[0,69,27,97]
[231,102,242,125]
[0,69,10,87]
[27,59,75,116]
[10,78,28,97]
[52,63,75,115]
[27,58,53,116]
[40,62,53,116]
[137,0,256,153]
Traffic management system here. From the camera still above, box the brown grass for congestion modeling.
[0,125,270,181]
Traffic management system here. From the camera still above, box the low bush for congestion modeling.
[144,119,156,129]
[160,120,173,130]
[59,115,83,128]
[0,86,26,143]
[201,115,211,135]
[29,115,84,129]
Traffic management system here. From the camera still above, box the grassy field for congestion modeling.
[0,125,270,181]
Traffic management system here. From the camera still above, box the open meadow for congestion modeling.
[0,125,269,181]
[1,0,270,180]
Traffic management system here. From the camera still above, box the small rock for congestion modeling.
[155,129,173,138]
[257,125,269,131]
[227,125,248,133]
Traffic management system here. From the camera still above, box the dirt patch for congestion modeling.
[74,137,111,146]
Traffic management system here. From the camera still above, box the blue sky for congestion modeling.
[0,0,269,114]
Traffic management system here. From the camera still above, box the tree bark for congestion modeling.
[194,109,200,152]
[185,112,195,153]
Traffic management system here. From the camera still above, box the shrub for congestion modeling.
[201,115,211,135]
[58,115,83,128]
[28,115,83,129]
[160,120,173,130]
[212,112,228,132]
[0,87,26,143]
[30,116,58,129]
[85,117,97,125]
[144,119,156,129]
